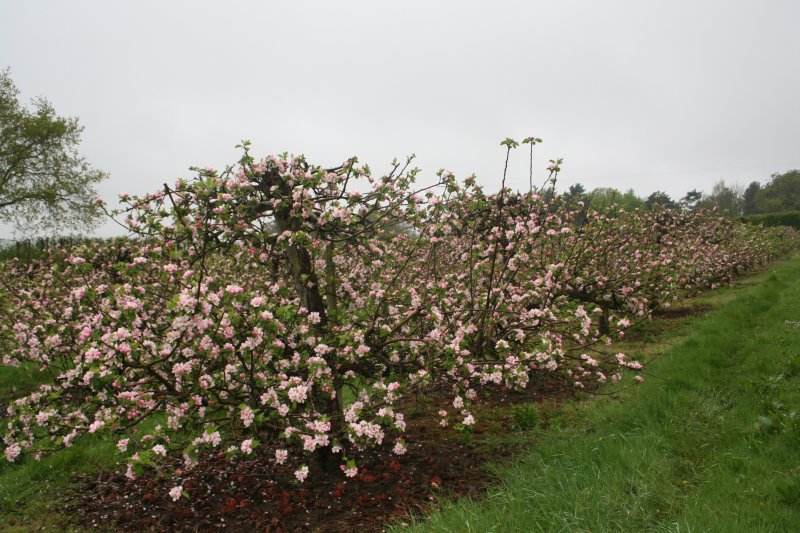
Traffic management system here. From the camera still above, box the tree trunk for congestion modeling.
[599,306,610,336]
[263,170,345,473]
[324,241,338,318]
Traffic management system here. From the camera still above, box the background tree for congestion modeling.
[589,187,645,212]
[588,187,619,211]
[697,180,743,216]
[0,69,107,233]
[564,182,586,201]
[680,189,702,212]
[742,181,761,215]
[645,191,677,210]
[754,170,800,213]
[617,188,646,211]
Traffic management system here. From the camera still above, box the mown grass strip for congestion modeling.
[397,258,800,532]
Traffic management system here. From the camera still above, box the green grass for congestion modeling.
[0,368,137,532]
[0,361,112,530]
[396,258,800,532]
[0,437,117,532]
[0,361,121,531]
[0,363,49,406]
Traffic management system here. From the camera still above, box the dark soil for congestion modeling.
[68,377,572,532]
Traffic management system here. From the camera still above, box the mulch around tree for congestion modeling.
[68,378,573,532]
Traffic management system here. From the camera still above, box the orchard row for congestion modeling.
[2,142,796,497]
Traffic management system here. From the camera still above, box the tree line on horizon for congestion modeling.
[563,170,800,218]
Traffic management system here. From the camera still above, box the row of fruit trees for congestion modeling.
[2,139,797,500]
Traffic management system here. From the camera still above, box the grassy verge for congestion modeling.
[396,257,800,532]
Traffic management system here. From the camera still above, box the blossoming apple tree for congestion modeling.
[1,139,797,494]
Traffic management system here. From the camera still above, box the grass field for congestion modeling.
[396,256,800,532]
[2,257,800,532]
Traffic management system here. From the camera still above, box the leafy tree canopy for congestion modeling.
[0,68,107,233]
[742,181,761,215]
[680,189,702,211]
[588,187,645,212]
[753,170,800,214]
[697,180,743,216]
[645,191,677,210]
[565,182,586,198]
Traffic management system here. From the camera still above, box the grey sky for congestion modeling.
[2,0,799,237]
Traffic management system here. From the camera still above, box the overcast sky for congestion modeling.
[2,0,799,237]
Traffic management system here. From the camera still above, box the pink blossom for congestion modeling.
[240,406,255,427]
[275,449,288,464]
[287,385,308,403]
[240,439,254,454]
[169,485,183,501]
[5,443,21,462]
[294,465,309,483]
